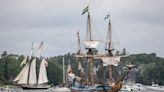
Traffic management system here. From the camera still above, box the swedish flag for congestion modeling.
[104,14,110,20]
[82,6,89,15]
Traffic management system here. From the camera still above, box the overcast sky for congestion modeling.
[0,0,164,57]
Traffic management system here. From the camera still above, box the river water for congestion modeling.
[0,86,164,92]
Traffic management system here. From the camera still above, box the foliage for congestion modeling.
[120,53,164,85]
[0,51,164,85]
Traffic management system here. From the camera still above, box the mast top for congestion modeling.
[82,6,100,49]
[104,14,114,56]
[82,6,89,15]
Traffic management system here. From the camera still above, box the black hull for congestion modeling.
[22,87,49,90]
[21,85,50,90]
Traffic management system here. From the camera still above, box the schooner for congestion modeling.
[13,42,50,89]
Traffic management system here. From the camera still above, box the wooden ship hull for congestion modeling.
[70,85,111,92]
[67,6,134,92]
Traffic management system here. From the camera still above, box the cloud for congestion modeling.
[0,0,164,57]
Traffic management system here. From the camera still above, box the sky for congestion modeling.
[0,0,164,57]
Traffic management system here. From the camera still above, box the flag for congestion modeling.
[82,6,89,15]
[38,41,43,49]
[104,14,110,20]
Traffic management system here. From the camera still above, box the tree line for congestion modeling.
[0,51,164,86]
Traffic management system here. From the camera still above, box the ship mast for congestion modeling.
[27,42,34,84]
[86,11,94,85]
[76,30,82,78]
[77,30,81,55]
[82,6,99,85]
[86,12,92,41]
[105,15,114,84]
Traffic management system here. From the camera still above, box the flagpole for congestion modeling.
[63,57,65,84]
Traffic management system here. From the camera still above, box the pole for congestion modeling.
[63,57,65,84]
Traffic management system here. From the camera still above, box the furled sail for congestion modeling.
[29,58,37,84]
[38,58,48,84]
[17,63,30,84]
[100,56,121,66]
[84,40,100,48]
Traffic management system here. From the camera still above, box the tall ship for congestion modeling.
[66,6,135,92]
[13,42,50,89]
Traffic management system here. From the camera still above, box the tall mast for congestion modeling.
[27,42,34,84]
[86,12,92,41]
[29,42,34,60]
[77,30,81,54]
[86,9,94,85]
[76,30,83,78]
[38,41,43,58]
[105,17,113,56]
[109,18,113,84]
[82,6,96,85]
[105,14,114,84]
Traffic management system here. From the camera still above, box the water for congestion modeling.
[0,86,164,92]
[0,87,55,92]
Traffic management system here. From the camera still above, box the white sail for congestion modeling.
[38,58,48,84]
[100,56,121,66]
[17,63,30,84]
[20,56,27,67]
[13,62,29,82]
[84,40,100,48]
[29,58,37,84]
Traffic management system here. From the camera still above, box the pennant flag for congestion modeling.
[82,6,89,15]
[38,41,43,49]
[104,14,110,20]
